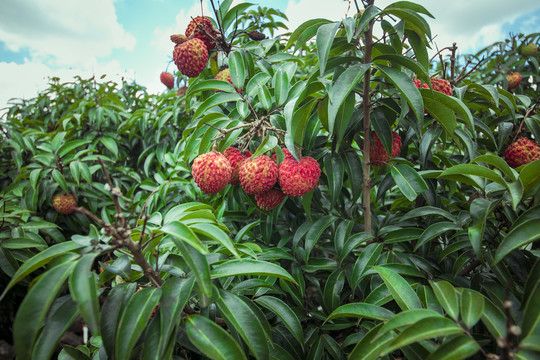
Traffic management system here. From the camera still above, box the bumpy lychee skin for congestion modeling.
[255,189,285,210]
[239,155,278,195]
[191,152,232,194]
[173,38,208,78]
[370,131,401,166]
[223,147,252,185]
[430,78,452,95]
[185,16,217,51]
[506,72,522,90]
[278,156,321,197]
[52,193,77,215]
[504,137,540,168]
[160,72,174,89]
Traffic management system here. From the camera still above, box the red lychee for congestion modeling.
[413,79,429,89]
[223,147,252,185]
[185,16,217,51]
[160,72,175,89]
[191,151,232,194]
[278,156,321,197]
[52,193,77,214]
[239,155,278,195]
[255,189,285,210]
[370,131,401,166]
[506,72,522,90]
[504,137,540,168]
[173,38,208,78]
[430,78,452,96]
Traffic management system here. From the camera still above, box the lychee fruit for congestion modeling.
[191,151,232,194]
[370,131,401,166]
[278,156,321,197]
[52,193,77,214]
[223,147,252,185]
[430,78,452,95]
[506,72,522,90]
[214,68,240,92]
[239,155,278,195]
[170,34,188,45]
[173,38,208,78]
[160,72,175,89]
[520,43,538,57]
[504,137,540,168]
[255,189,285,210]
[185,16,217,51]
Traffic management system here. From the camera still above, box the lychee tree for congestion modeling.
[1,1,540,359]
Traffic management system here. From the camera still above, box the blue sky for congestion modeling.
[1,0,539,113]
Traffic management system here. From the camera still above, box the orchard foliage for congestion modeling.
[1,1,540,359]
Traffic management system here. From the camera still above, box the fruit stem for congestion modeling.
[361,0,375,234]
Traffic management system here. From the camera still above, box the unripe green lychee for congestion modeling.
[278,156,321,197]
[160,72,174,89]
[520,43,538,57]
[223,147,252,185]
[504,137,540,168]
[239,155,278,194]
[255,189,285,210]
[185,16,217,50]
[52,193,77,214]
[370,131,401,166]
[173,38,208,78]
[192,151,232,193]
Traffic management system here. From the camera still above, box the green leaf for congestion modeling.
[274,69,289,106]
[255,296,304,346]
[186,79,237,95]
[327,63,370,136]
[481,297,507,338]
[425,335,480,360]
[212,259,297,284]
[100,283,137,356]
[415,222,462,250]
[350,243,382,290]
[373,54,430,85]
[420,88,474,136]
[316,22,340,75]
[326,302,394,321]
[185,315,247,360]
[439,164,506,187]
[14,260,76,360]
[391,164,429,201]
[376,64,424,122]
[258,84,273,110]
[216,291,270,360]
[32,296,79,360]
[174,240,212,298]
[374,266,422,311]
[51,168,69,194]
[472,154,517,181]
[69,254,100,335]
[521,276,540,343]
[429,280,459,320]
[1,241,83,301]
[190,223,240,258]
[423,96,457,135]
[162,220,208,254]
[468,198,493,260]
[461,289,485,329]
[380,317,463,356]
[286,18,332,50]
[494,218,540,264]
[376,309,444,339]
[246,73,271,98]
[191,92,243,120]
[115,287,162,360]
[305,215,337,261]
[349,323,394,360]
[519,160,540,192]
[251,135,278,159]
[100,137,118,158]
[229,51,246,90]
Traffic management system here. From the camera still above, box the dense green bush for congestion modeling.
[0,1,539,359]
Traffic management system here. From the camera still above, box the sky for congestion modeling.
[0,0,539,115]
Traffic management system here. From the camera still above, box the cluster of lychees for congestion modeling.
[191,147,321,210]
[170,16,217,78]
